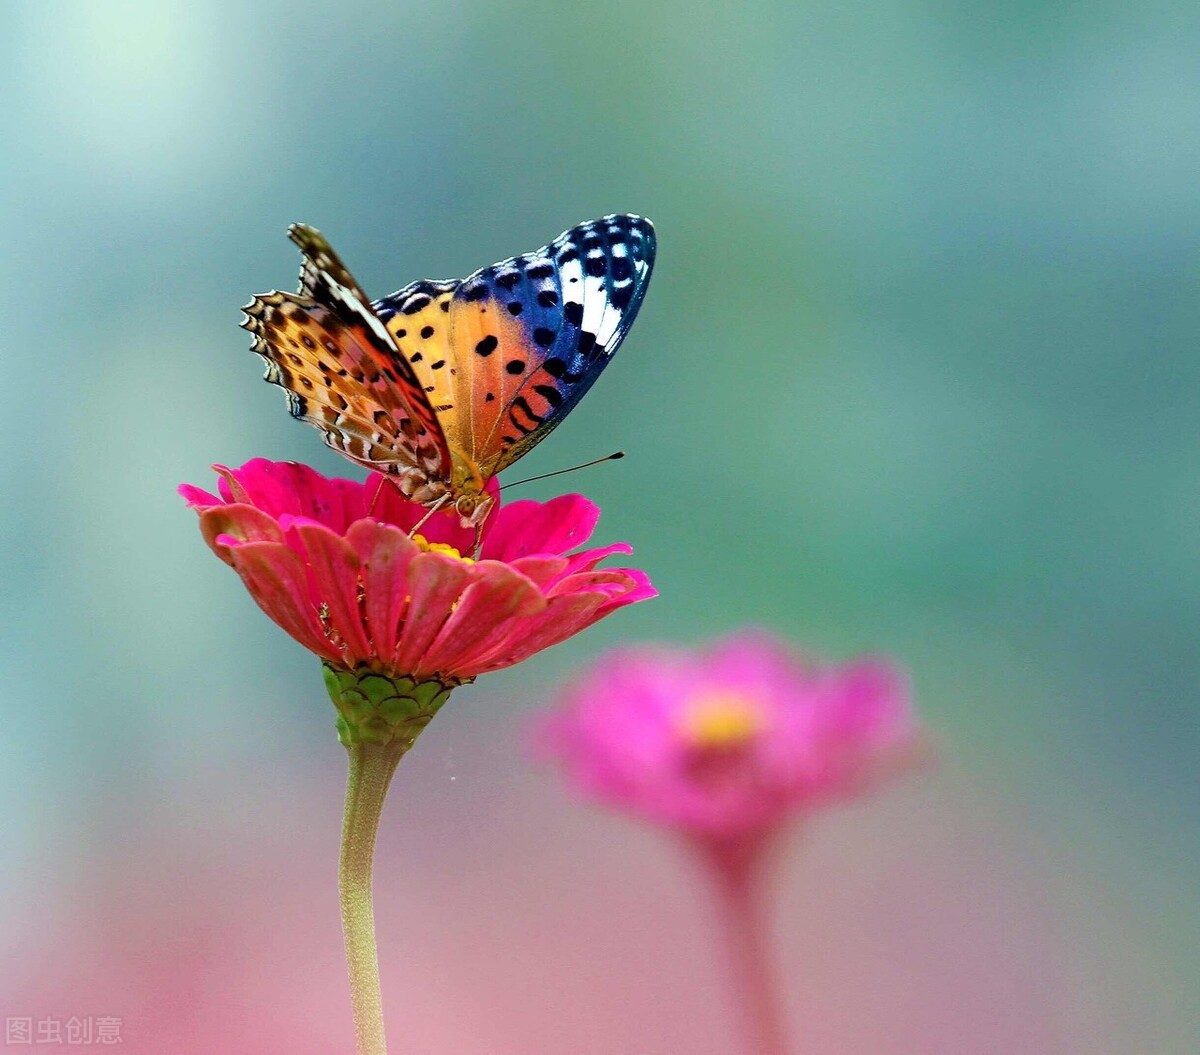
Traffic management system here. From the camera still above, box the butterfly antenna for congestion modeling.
[498,451,625,491]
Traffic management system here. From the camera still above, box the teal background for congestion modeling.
[1,2,1197,1051]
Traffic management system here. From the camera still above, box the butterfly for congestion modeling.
[242,215,656,533]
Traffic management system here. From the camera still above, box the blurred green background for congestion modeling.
[1,2,1197,1052]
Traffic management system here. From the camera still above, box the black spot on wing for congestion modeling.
[534,384,563,407]
[373,279,460,322]
[610,285,633,310]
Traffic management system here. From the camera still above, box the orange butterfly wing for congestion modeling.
[376,279,461,430]
[244,227,451,498]
[374,215,656,481]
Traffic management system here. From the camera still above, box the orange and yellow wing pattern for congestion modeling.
[374,214,656,479]
[244,227,450,497]
[376,278,461,433]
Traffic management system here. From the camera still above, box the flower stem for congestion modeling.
[339,740,407,1055]
[698,836,789,1055]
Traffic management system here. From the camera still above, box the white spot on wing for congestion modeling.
[581,272,607,337]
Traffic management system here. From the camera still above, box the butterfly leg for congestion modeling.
[408,492,451,539]
[367,473,393,518]
[470,522,486,561]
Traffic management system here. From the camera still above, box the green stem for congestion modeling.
[339,739,407,1055]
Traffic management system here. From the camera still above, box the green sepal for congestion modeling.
[322,663,468,748]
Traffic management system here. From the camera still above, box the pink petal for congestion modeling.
[389,554,474,675]
[345,520,421,664]
[177,483,220,508]
[417,563,546,675]
[821,659,913,745]
[507,555,570,589]
[290,522,373,665]
[560,541,634,576]
[224,541,342,664]
[482,494,599,560]
[212,463,252,504]
[595,568,658,614]
[704,631,808,694]
[219,460,371,533]
[547,568,638,599]
[474,593,608,673]
[204,504,286,545]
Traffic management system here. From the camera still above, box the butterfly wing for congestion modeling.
[440,214,656,476]
[372,278,462,424]
[243,226,451,494]
[290,222,373,304]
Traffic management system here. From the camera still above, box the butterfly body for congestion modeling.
[243,215,656,526]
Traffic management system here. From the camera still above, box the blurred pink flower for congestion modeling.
[537,632,921,841]
[538,632,924,1055]
[179,458,654,683]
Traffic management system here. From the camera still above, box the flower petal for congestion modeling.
[560,541,634,576]
[507,555,570,590]
[220,460,371,533]
[417,563,546,675]
[473,593,608,673]
[482,494,599,560]
[390,554,474,675]
[224,540,342,664]
[197,505,285,565]
[177,482,220,508]
[290,522,373,664]
[345,520,421,664]
[595,568,657,614]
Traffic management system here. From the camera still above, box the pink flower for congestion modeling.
[539,634,925,1055]
[537,632,922,841]
[179,458,654,687]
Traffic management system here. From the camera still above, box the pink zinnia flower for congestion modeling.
[538,632,920,840]
[180,458,654,734]
[180,457,654,1055]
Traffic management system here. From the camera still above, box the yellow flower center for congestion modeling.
[680,692,764,749]
[411,532,475,564]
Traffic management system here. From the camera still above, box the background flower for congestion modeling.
[537,632,922,840]
[536,632,925,1055]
